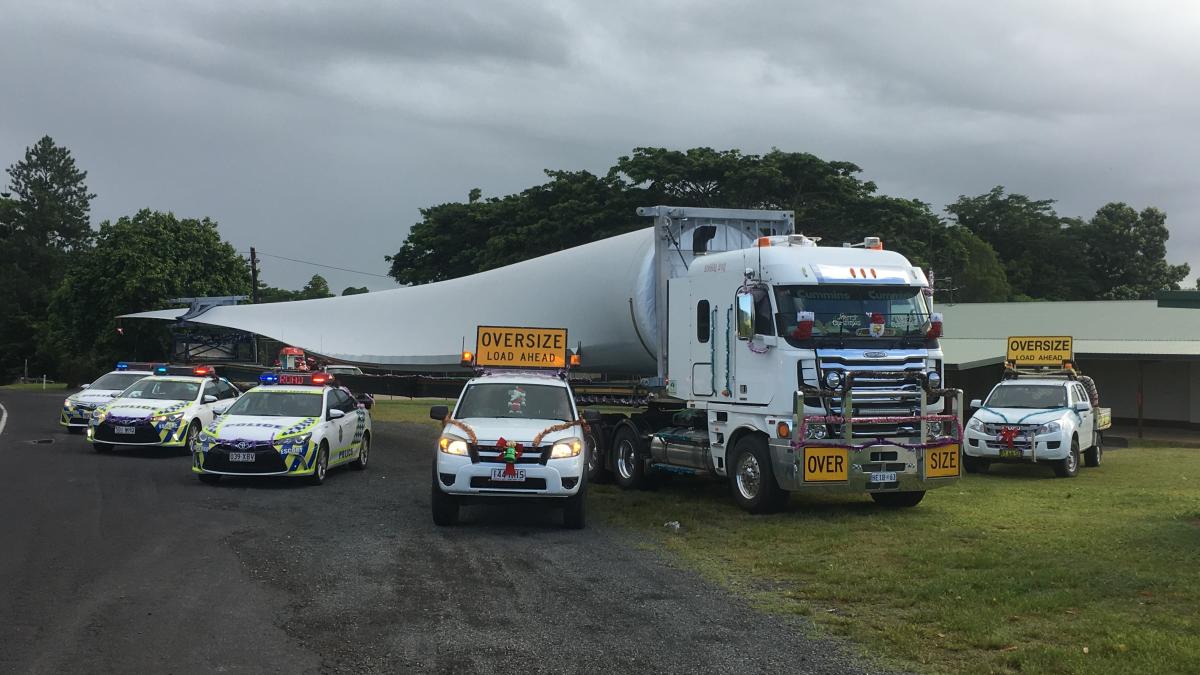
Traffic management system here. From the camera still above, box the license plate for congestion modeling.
[229,452,255,462]
[870,471,898,483]
[114,426,136,435]
[925,444,960,478]
[999,448,1023,459]
[803,447,847,482]
[490,468,526,482]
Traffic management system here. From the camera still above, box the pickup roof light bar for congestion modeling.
[259,371,333,386]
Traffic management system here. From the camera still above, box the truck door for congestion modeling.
[692,298,716,397]
[730,288,774,404]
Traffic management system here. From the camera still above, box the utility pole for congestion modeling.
[249,247,260,304]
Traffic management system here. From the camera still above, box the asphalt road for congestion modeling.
[0,389,884,674]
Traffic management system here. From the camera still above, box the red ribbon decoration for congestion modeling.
[495,436,524,477]
[997,426,1020,448]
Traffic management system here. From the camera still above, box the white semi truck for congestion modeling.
[580,206,963,512]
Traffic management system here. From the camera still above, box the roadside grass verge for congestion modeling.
[0,382,68,390]
[592,446,1200,674]
[370,398,454,425]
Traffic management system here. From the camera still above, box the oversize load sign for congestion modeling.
[475,326,567,368]
[1006,336,1072,366]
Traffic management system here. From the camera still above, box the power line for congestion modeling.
[250,251,392,279]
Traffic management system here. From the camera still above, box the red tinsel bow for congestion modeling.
[997,426,1020,448]
[495,437,524,477]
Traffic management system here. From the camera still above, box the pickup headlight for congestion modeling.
[439,436,469,456]
[550,437,583,459]
[967,418,984,432]
[1036,421,1061,435]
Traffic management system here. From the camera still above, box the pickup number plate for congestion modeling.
[229,452,255,462]
[925,444,960,478]
[490,468,526,482]
[803,447,847,482]
[870,471,897,483]
[999,448,1023,459]
[114,426,135,435]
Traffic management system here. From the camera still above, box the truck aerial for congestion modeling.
[963,337,1110,477]
[430,326,598,528]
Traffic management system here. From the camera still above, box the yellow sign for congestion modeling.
[925,444,960,478]
[1006,335,1073,366]
[475,326,568,369]
[803,447,847,482]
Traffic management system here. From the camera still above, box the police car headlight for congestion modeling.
[550,437,583,459]
[805,424,829,440]
[438,436,469,456]
[92,409,107,423]
[1036,421,1061,435]
[64,398,74,408]
[967,418,984,432]
[823,371,843,390]
[152,412,184,423]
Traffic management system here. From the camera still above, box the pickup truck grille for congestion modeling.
[814,351,931,439]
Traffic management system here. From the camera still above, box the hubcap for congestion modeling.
[617,440,636,480]
[317,451,327,479]
[1068,449,1077,472]
[735,452,761,500]
[360,438,369,466]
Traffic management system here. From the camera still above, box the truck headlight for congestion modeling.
[927,421,944,438]
[926,371,942,389]
[824,371,843,390]
[439,436,469,456]
[967,418,984,432]
[805,424,828,440]
[550,437,583,459]
[1036,421,1061,435]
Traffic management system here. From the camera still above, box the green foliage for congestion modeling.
[45,209,250,377]
[1085,203,1189,299]
[4,135,95,251]
[341,286,369,296]
[257,274,335,303]
[299,274,333,299]
[931,226,1011,302]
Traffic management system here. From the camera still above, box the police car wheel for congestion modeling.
[431,465,459,526]
[1054,437,1080,478]
[352,432,370,471]
[93,442,114,454]
[309,443,329,485]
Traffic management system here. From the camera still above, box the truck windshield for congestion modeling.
[225,391,323,417]
[456,383,574,421]
[774,285,929,339]
[986,385,1067,409]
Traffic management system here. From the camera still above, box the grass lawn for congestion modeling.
[370,398,455,425]
[0,382,68,390]
[592,445,1200,674]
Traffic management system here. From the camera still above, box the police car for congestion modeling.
[61,362,154,432]
[87,365,241,453]
[190,371,372,485]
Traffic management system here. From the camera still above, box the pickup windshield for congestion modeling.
[456,383,573,421]
[225,391,323,417]
[986,385,1067,409]
[774,285,929,339]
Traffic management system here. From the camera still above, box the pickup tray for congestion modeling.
[1095,407,1112,431]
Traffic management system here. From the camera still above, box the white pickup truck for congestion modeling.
[963,374,1111,477]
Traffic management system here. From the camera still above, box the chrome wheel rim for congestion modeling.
[1067,448,1078,473]
[317,450,327,480]
[616,439,636,480]
[735,452,761,500]
[359,437,369,467]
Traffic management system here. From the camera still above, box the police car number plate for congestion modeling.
[115,426,135,435]
[870,471,897,483]
[229,452,255,462]
[490,468,526,482]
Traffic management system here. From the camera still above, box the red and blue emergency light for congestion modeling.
[259,371,332,386]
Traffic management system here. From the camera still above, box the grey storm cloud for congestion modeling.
[1,0,1197,293]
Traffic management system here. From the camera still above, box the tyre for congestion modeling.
[612,425,652,490]
[1084,431,1102,468]
[352,432,370,471]
[563,480,586,529]
[198,473,221,485]
[871,491,926,508]
[308,442,329,485]
[728,434,789,514]
[584,430,612,483]
[184,421,200,456]
[1054,437,1080,478]
[431,465,459,526]
[963,455,990,474]
[1078,376,1100,406]
[93,441,113,454]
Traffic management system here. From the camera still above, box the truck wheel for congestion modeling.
[963,455,989,474]
[1084,432,1103,468]
[1054,437,1080,478]
[728,435,789,514]
[431,466,459,526]
[584,430,612,483]
[613,425,652,490]
[1078,376,1100,406]
[308,442,329,485]
[562,480,586,529]
[871,491,926,508]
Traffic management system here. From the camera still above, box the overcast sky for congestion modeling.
[2,0,1198,293]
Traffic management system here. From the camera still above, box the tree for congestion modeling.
[299,274,333,299]
[45,210,250,377]
[931,227,1010,302]
[341,286,369,296]
[1084,203,1189,299]
[0,137,95,380]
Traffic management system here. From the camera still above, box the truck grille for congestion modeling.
[813,351,930,439]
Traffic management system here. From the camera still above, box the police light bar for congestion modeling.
[192,365,214,377]
[265,371,333,386]
[259,372,279,384]
[155,365,169,375]
[116,362,129,370]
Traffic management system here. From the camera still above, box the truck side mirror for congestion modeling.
[969,399,982,409]
[735,293,755,340]
[582,409,601,424]
[1072,401,1090,412]
[429,405,449,421]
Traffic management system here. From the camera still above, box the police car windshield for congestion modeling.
[456,383,573,421]
[120,379,200,401]
[986,384,1067,409]
[225,391,323,417]
[774,285,929,338]
[91,373,147,390]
